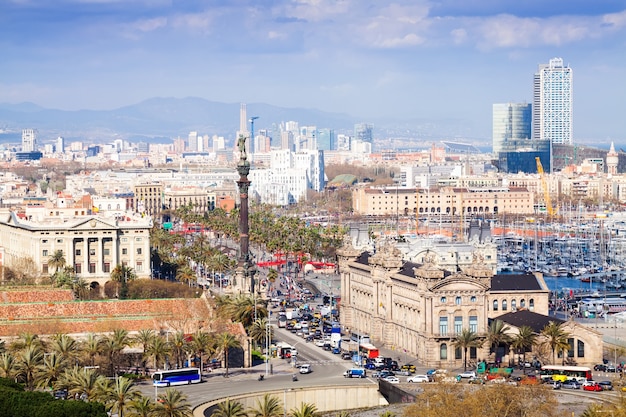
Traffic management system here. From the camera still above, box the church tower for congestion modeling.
[607,142,619,175]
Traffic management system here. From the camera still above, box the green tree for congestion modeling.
[485,320,511,363]
[216,333,241,377]
[452,329,482,371]
[111,264,137,299]
[541,321,571,365]
[0,353,18,380]
[81,333,102,367]
[511,325,537,373]
[249,394,283,417]
[153,388,193,417]
[98,376,141,417]
[133,329,156,372]
[248,318,272,348]
[146,335,171,371]
[169,331,189,369]
[48,249,66,275]
[189,331,213,374]
[289,402,318,417]
[16,345,43,390]
[127,395,155,417]
[211,398,247,417]
[49,333,79,363]
[55,365,106,401]
[37,351,65,390]
[102,329,130,376]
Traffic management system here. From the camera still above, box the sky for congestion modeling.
[1,0,626,141]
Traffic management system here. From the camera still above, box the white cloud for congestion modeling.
[375,33,424,48]
[603,10,626,28]
[134,17,167,32]
[450,28,467,44]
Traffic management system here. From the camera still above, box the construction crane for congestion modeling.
[536,157,555,217]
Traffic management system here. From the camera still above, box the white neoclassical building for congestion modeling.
[0,208,152,288]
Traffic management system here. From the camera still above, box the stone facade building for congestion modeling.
[0,209,152,288]
[337,238,603,368]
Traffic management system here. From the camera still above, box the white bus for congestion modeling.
[152,368,202,387]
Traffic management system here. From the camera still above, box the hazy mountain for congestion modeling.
[0,97,359,143]
[0,97,485,147]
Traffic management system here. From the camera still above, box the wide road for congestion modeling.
[136,327,374,408]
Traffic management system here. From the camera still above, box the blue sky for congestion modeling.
[1,0,626,141]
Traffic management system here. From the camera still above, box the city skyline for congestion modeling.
[1,1,626,141]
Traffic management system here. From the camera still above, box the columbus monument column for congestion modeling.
[234,134,256,295]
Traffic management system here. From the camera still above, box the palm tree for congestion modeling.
[511,325,537,373]
[99,376,141,417]
[249,318,272,348]
[16,344,43,390]
[541,321,571,365]
[111,264,137,298]
[127,395,155,417]
[55,365,105,401]
[289,402,318,417]
[211,399,248,417]
[452,328,482,371]
[486,319,512,364]
[133,329,156,372]
[82,333,102,367]
[48,249,66,276]
[153,388,193,417]
[37,351,66,390]
[169,331,189,369]
[9,332,44,353]
[189,331,213,374]
[249,394,283,417]
[216,332,241,377]
[176,265,197,287]
[146,335,171,371]
[102,329,130,376]
[0,352,18,380]
[49,333,79,363]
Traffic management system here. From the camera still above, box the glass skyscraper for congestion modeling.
[492,103,532,153]
[532,57,573,145]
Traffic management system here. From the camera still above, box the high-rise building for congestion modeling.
[532,57,573,145]
[317,128,335,151]
[492,103,532,153]
[56,136,65,154]
[354,123,373,143]
[188,131,198,152]
[22,129,37,152]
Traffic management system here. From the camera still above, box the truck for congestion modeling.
[343,368,367,378]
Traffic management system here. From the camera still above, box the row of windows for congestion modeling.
[43,247,142,257]
[440,343,477,360]
[440,296,477,305]
[493,298,534,311]
[439,316,479,335]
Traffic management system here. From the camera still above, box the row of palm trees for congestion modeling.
[453,319,572,370]
[0,326,244,388]
[212,394,319,417]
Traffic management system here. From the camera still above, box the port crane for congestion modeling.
[536,157,556,217]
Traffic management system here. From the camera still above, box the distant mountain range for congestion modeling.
[0,97,484,147]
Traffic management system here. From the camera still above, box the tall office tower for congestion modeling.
[317,128,335,151]
[188,131,198,152]
[173,137,185,154]
[492,103,532,153]
[56,136,65,153]
[285,121,299,133]
[532,57,573,145]
[22,129,37,152]
[280,131,294,151]
[354,123,373,143]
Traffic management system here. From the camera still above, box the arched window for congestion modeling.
[502,300,508,311]
[529,299,535,311]
[470,296,477,303]
[493,300,498,311]
[440,296,447,303]
[511,299,517,310]
[455,296,462,305]
[520,299,526,308]
[455,346,462,359]
[577,340,585,357]
[440,343,448,360]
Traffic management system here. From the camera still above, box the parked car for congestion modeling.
[606,364,617,372]
[561,380,581,389]
[598,380,614,391]
[458,370,476,379]
[341,352,352,360]
[401,364,416,373]
[407,374,429,383]
[583,381,603,392]
[594,364,607,372]
[383,376,400,384]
